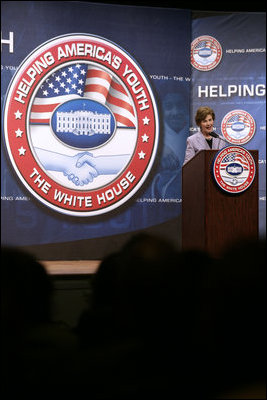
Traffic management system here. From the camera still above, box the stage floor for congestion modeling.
[41,260,101,275]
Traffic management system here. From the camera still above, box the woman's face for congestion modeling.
[200,114,214,137]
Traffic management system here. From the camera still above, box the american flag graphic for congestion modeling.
[220,152,249,170]
[226,113,250,129]
[193,40,217,55]
[30,63,136,128]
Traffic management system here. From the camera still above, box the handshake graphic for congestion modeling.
[35,148,129,186]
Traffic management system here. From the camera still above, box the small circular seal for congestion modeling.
[221,110,256,145]
[213,146,256,194]
[3,34,159,216]
[191,35,222,71]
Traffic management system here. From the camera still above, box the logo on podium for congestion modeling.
[213,146,256,194]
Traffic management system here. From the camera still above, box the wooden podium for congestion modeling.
[182,149,258,257]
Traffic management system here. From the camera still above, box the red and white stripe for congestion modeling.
[83,66,136,127]
[30,94,79,124]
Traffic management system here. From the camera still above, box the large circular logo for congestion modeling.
[191,35,222,71]
[213,146,256,194]
[3,34,159,216]
[221,110,256,145]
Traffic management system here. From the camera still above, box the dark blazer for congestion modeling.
[183,131,226,165]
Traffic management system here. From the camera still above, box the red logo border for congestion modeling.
[3,34,159,216]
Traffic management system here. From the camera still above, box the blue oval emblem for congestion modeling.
[198,47,212,58]
[51,99,116,149]
[226,163,243,176]
[231,121,245,132]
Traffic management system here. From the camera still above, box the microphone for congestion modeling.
[209,131,229,142]
[209,131,219,138]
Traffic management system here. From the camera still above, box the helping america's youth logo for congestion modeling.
[213,146,256,194]
[191,35,222,71]
[3,34,159,216]
[221,110,256,145]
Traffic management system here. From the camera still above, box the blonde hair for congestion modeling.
[195,106,215,126]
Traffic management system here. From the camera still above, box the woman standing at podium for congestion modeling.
[183,106,226,165]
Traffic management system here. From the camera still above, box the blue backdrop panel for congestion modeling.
[1,1,191,250]
[191,12,266,237]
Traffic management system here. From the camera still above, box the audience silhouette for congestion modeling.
[1,247,80,394]
[209,238,266,398]
[1,235,265,398]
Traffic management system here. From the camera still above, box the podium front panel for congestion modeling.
[182,150,258,257]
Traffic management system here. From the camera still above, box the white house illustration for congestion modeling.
[56,110,111,136]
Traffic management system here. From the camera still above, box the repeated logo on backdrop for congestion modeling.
[3,34,159,216]
[221,109,256,145]
[191,35,222,71]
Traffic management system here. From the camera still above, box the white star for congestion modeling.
[77,89,83,95]
[80,69,86,75]
[55,75,61,82]
[42,90,48,96]
[65,87,70,93]
[68,67,73,73]
[73,73,78,79]
[14,110,22,119]
[138,150,146,159]
[142,134,149,142]
[76,64,81,68]
[62,71,67,77]
[15,128,23,137]
[78,79,83,85]
[18,146,26,156]
[67,78,72,84]
[48,83,54,88]
[54,88,59,94]
[142,116,150,125]
[60,82,65,88]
